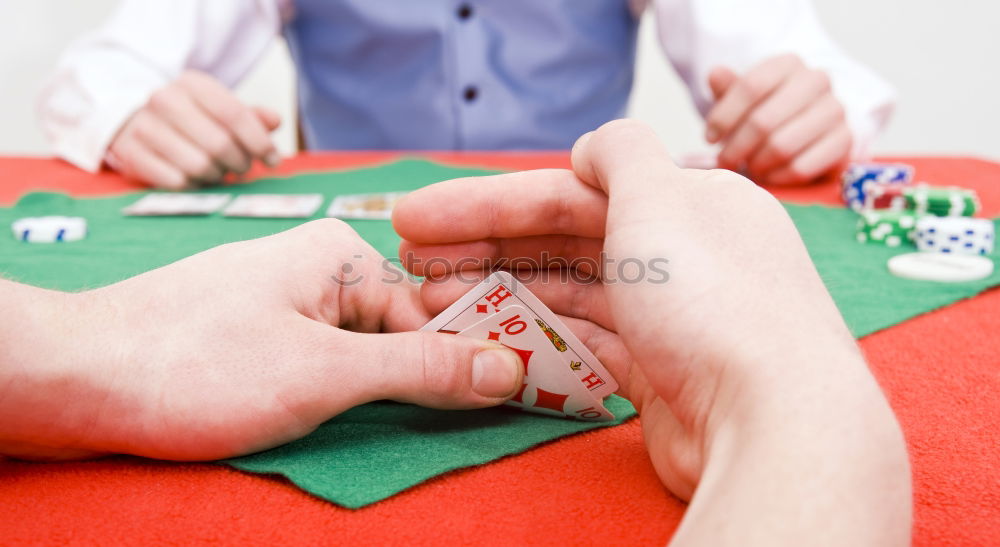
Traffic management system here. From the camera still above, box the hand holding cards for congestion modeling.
[422,272,618,421]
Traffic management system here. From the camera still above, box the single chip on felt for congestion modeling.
[888,252,994,282]
[11,216,87,243]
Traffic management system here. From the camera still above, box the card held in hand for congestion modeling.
[456,306,615,421]
[421,271,619,402]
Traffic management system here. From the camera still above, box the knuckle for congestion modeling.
[738,78,767,101]
[204,133,234,158]
[219,103,253,128]
[594,118,654,144]
[779,53,804,68]
[766,136,795,162]
[811,69,831,91]
[177,70,205,86]
[185,153,214,177]
[146,88,175,112]
[130,113,155,140]
[419,336,468,399]
[300,217,352,239]
[829,99,847,120]
[747,113,773,136]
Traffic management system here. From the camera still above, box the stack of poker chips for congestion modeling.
[914,216,994,256]
[856,210,918,247]
[842,163,914,212]
[904,184,980,217]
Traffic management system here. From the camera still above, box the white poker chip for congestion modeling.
[914,216,994,255]
[887,252,994,283]
[11,216,87,243]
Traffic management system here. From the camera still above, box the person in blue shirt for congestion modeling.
[39,0,894,188]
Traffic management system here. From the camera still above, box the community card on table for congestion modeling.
[122,193,232,216]
[421,271,619,401]
[222,194,324,218]
[456,306,615,421]
[327,192,409,220]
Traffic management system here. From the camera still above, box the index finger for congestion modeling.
[705,54,803,143]
[179,72,278,163]
[392,169,608,244]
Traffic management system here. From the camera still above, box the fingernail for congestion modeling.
[472,348,520,398]
[264,151,281,168]
[706,127,719,143]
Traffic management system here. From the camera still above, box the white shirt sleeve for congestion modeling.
[36,0,290,172]
[651,0,896,159]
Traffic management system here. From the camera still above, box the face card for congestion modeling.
[421,271,619,399]
[122,193,232,216]
[457,306,614,421]
[327,192,409,220]
[222,194,324,218]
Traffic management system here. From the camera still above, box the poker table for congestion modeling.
[1,153,998,545]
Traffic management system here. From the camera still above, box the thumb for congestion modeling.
[357,331,525,409]
[252,106,282,131]
[708,66,737,100]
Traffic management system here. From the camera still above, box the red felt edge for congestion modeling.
[1,153,998,546]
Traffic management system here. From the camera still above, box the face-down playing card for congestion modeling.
[456,306,615,421]
[421,271,619,400]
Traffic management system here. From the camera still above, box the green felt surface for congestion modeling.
[1,158,998,508]
[225,396,636,508]
[785,205,1000,337]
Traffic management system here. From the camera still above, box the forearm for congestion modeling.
[673,349,911,546]
[0,281,115,459]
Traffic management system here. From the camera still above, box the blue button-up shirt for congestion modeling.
[284,0,639,150]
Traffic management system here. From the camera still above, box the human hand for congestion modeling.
[0,220,523,461]
[395,120,909,543]
[106,70,282,189]
[706,54,852,186]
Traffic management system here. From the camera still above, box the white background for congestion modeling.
[2,0,997,160]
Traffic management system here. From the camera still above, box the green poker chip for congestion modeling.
[904,185,979,217]
[856,210,919,248]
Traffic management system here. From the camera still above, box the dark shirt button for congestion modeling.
[463,86,478,102]
[457,4,473,20]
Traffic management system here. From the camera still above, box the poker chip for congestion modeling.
[855,210,918,247]
[888,252,994,283]
[11,216,87,243]
[864,183,908,211]
[904,184,980,217]
[914,216,994,255]
[842,163,913,211]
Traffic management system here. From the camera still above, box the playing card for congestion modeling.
[122,193,231,216]
[222,194,324,218]
[421,271,619,399]
[457,306,614,421]
[327,192,408,220]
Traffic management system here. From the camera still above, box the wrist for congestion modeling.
[681,347,911,545]
[0,282,127,458]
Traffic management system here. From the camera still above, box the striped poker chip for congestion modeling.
[914,216,994,255]
[11,216,87,243]
[842,163,913,211]
[904,184,980,217]
[856,210,918,247]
